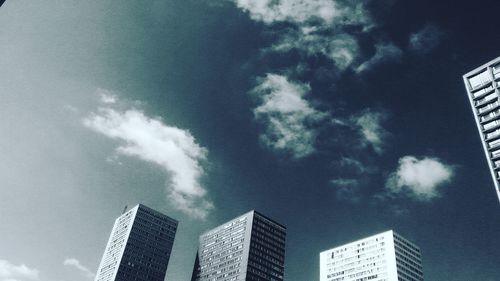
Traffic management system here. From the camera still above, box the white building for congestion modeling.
[319,230,423,281]
[94,204,178,281]
[463,56,500,203]
[191,210,286,281]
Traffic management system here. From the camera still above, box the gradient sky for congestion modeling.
[0,1,499,281]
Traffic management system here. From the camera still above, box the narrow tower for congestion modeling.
[94,204,178,281]
[463,56,500,203]
[191,210,286,281]
[320,230,423,281]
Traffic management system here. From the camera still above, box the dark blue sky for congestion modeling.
[0,1,499,281]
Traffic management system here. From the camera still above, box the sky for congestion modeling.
[0,0,499,281]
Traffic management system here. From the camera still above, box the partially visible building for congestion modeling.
[320,230,423,281]
[463,56,500,203]
[191,210,286,281]
[94,204,178,281]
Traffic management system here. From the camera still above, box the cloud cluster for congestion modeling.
[252,74,328,158]
[63,258,94,279]
[386,156,454,200]
[0,259,39,281]
[84,94,213,219]
[234,0,399,73]
[351,109,388,154]
[233,0,341,24]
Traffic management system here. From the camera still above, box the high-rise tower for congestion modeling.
[463,56,500,203]
[94,204,178,281]
[191,210,286,281]
[320,230,423,281]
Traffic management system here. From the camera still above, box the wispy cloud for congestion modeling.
[330,178,361,203]
[271,31,360,71]
[386,156,454,201]
[355,42,402,73]
[351,109,388,154]
[63,258,94,279]
[336,156,377,174]
[409,24,444,55]
[233,0,402,73]
[0,259,39,281]
[252,74,328,158]
[83,93,213,219]
[96,88,117,104]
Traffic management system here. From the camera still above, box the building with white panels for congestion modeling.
[463,56,500,203]
[320,230,423,281]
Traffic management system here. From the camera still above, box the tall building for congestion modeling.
[94,204,178,281]
[191,210,286,281]
[320,230,423,281]
[463,56,500,203]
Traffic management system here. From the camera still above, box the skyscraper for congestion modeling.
[320,230,423,281]
[94,204,178,281]
[191,210,286,281]
[463,56,500,203]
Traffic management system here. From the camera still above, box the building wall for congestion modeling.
[95,207,137,281]
[94,204,178,281]
[193,211,254,281]
[246,212,286,281]
[463,56,500,203]
[192,211,286,281]
[392,232,423,281]
[319,230,423,281]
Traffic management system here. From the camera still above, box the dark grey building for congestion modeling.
[191,210,286,281]
[463,56,500,203]
[94,204,178,281]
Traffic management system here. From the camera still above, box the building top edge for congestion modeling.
[253,210,287,230]
[463,56,500,78]
[199,210,286,237]
[319,230,394,255]
[131,203,179,224]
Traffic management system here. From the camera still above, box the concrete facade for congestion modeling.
[191,210,286,281]
[94,204,178,281]
[320,230,423,281]
[463,56,500,203]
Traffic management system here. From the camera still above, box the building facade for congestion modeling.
[191,210,286,281]
[320,230,423,281]
[94,204,178,281]
[463,56,500,203]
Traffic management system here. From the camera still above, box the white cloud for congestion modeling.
[233,0,404,73]
[252,74,328,158]
[409,24,444,55]
[351,109,388,154]
[0,260,39,281]
[386,156,454,200]
[251,0,372,71]
[63,258,94,279]
[233,0,341,24]
[355,42,402,73]
[272,30,359,71]
[83,95,213,219]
